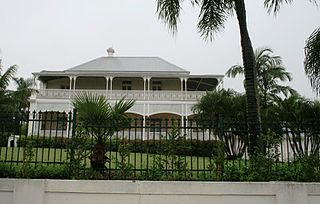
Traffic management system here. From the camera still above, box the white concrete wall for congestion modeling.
[1,179,320,204]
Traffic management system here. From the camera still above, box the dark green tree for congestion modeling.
[192,89,247,159]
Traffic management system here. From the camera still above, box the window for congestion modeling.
[149,119,162,132]
[122,81,132,90]
[40,112,67,130]
[152,81,162,91]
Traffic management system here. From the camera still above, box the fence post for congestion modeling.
[69,109,77,170]
[218,114,224,141]
[72,109,77,137]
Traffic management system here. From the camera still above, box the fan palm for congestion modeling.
[305,27,320,95]
[226,47,296,105]
[156,0,317,155]
[72,92,135,171]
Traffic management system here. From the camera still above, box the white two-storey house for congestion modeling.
[30,48,223,137]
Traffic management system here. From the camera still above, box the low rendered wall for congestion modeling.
[0,179,320,204]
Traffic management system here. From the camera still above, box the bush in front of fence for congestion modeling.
[0,163,70,179]
[17,136,224,158]
[17,136,70,149]
[1,155,320,181]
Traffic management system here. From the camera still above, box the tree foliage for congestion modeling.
[305,27,320,95]
[0,64,17,112]
[12,77,37,111]
[192,89,247,159]
[192,89,246,124]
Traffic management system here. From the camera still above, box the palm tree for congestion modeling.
[305,27,320,95]
[192,89,247,159]
[226,47,296,106]
[0,63,17,112]
[72,92,135,171]
[156,0,316,155]
[12,77,37,111]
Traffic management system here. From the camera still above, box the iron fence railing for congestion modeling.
[0,110,320,180]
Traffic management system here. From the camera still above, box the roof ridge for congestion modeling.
[100,56,160,58]
[63,56,189,73]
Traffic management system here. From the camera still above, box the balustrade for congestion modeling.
[36,89,205,101]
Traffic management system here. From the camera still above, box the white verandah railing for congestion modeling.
[35,89,206,101]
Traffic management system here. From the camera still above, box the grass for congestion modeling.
[0,147,213,171]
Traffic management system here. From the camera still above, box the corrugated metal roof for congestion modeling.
[65,57,189,73]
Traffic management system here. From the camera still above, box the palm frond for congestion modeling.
[264,0,318,14]
[0,65,17,91]
[72,92,111,125]
[72,93,135,130]
[112,97,135,116]
[156,0,182,33]
[266,65,293,82]
[225,65,244,78]
[270,85,296,98]
[264,0,293,14]
[197,0,232,41]
[305,27,320,95]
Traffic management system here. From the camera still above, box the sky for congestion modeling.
[0,0,319,99]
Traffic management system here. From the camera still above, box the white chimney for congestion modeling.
[107,47,115,57]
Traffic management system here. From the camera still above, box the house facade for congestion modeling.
[29,48,223,136]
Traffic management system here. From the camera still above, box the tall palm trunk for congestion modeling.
[234,0,261,156]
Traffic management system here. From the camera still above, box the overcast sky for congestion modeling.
[0,0,319,99]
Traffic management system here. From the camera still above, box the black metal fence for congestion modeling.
[1,110,320,180]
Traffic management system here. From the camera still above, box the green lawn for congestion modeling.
[0,147,212,171]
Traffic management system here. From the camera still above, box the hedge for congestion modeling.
[17,136,222,157]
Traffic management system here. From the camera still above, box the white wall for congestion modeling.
[1,179,320,204]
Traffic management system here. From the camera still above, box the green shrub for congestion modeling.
[33,165,70,179]
[18,136,70,148]
[292,155,320,182]
[223,164,246,181]
[18,135,223,158]
[0,163,70,179]
[0,163,18,178]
